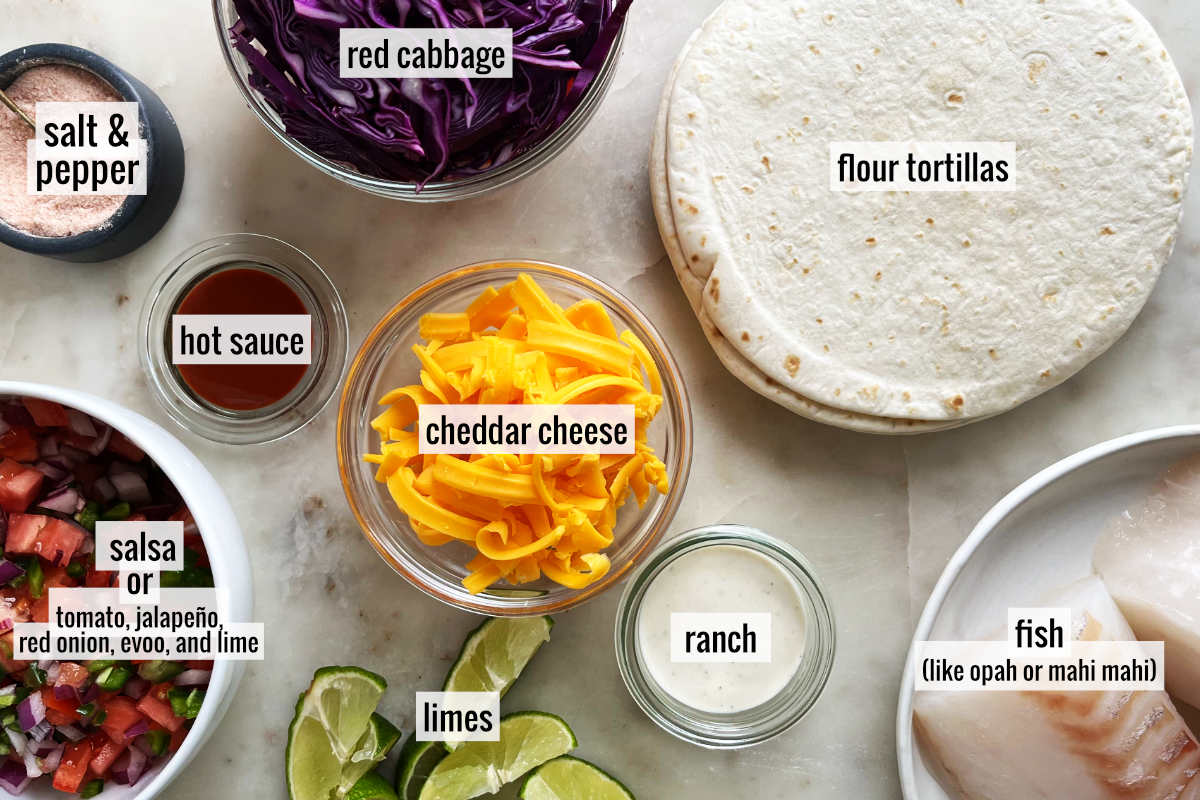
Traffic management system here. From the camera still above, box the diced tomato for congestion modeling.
[6,514,86,566]
[101,696,144,745]
[170,725,188,752]
[137,683,184,732]
[4,512,48,554]
[55,661,90,689]
[0,458,44,513]
[42,686,80,722]
[39,518,86,565]
[107,431,145,462]
[185,660,214,671]
[52,740,93,793]
[85,565,116,588]
[88,733,127,777]
[0,426,38,462]
[21,397,69,428]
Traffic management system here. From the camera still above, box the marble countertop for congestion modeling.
[2,1,1198,797]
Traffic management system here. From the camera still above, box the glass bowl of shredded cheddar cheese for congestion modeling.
[337,261,693,616]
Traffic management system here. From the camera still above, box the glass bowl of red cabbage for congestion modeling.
[212,0,632,200]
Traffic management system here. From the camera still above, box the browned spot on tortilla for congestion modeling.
[823,344,830,352]
[687,204,699,215]
[865,237,877,246]
[700,236,707,246]
[691,254,699,263]
[809,45,821,55]
[1100,226,1116,235]
[802,267,811,275]
[944,395,965,413]
[741,331,750,342]
[816,317,823,324]
[834,388,841,396]
[761,156,772,171]
[851,291,861,300]
[1075,339,1083,348]
[1095,50,1108,56]
[946,93,963,104]
[962,239,972,248]
[903,391,912,401]
[1040,370,1051,378]
[1028,58,1047,83]
[802,116,811,125]
[764,376,776,387]
[988,348,998,359]
[784,355,801,376]
[926,218,934,225]
[874,271,882,281]
[708,278,720,302]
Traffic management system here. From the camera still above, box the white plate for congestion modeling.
[896,425,1200,800]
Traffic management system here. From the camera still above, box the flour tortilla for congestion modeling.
[666,0,1193,421]
[651,24,963,434]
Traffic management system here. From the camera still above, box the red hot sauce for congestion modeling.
[173,267,310,411]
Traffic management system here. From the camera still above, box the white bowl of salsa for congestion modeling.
[0,380,251,799]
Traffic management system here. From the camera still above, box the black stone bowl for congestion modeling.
[0,43,185,262]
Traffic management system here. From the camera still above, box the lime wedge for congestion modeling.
[347,773,400,800]
[286,666,389,800]
[341,713,403,794]
[442,617,553,751]
[395,735,447,800]
[519,757,634,800]
[417,712,576,800]
[443,617,553,695]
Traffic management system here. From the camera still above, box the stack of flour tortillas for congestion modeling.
[652,0,1193,434]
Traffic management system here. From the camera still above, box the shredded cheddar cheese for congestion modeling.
[367,273,670,595]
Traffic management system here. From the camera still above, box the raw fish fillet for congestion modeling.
[1095,454,1200,710]
[914,577,1200,799]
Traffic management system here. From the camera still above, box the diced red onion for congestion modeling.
[173,669,211,687]
[16,691,45,732]
[78,536,94,555]
[58,445,88,465]
[22,747,40,779]
[111,471,151,506]
[124,719,150,739]
[52,683,78,703]
[82,684,100,703]
[66,410,97,438]
[110,745,148,785]
[93,476,116,504]
[0,559,25,585]
[0,759,31,793]
[86,425,112,456]
[57,724,85,743]
[33,462,68,483]
[37,435,57,457]
[35,742,62,772]
[123,678,150,700]
[35,659,52,670]
[37,486,81,515]
[27,719,52,743]
[45,663,61,683]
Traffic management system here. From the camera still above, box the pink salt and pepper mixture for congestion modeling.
[0,64,128,237]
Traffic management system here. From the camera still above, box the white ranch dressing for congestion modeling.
[636,544,808,713]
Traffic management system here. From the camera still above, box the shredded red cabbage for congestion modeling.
[229,0,633,187]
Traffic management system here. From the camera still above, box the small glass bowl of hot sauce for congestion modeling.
[140,233,348,444]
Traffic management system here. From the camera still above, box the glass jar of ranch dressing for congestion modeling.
[614,525,835,748]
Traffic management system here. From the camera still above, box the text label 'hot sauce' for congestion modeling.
[170,267,312,411]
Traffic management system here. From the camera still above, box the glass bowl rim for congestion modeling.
[336,258,694,616]
[210,0,629,202]
[613,524,838,748]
